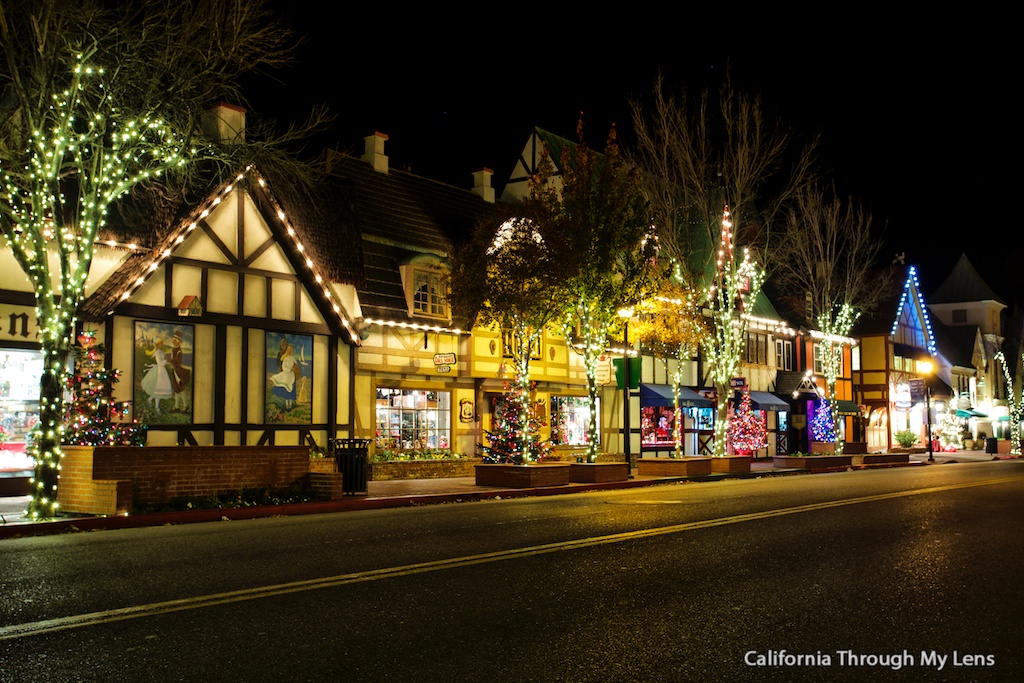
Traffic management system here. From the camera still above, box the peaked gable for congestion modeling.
[930,253,1005,305]
[890,266,937,355]
[83,168,362,344]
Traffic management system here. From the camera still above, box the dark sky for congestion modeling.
[252,14,1017,305]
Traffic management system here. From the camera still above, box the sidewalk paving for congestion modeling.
[0,450,1010,539]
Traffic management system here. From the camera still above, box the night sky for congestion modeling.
[252,13,1016,305]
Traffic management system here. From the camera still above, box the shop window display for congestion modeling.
[550,396,596,446]
[0,348,43,470]
[375,388,451,452]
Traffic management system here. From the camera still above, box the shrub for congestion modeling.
[894,430,918,448]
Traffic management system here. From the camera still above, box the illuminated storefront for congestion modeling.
[639,384,714,455]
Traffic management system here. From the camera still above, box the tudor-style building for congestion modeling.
[853,266,946,452]
[926,253,1006,439]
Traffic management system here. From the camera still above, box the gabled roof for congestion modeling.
[929,253,1005,305]
[83,167,364,340]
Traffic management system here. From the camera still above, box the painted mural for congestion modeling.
[266,332,312,424]
[133,321,193,424]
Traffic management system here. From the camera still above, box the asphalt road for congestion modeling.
[1,461,1022,682]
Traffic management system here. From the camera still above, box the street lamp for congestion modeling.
[619,307,634,477]
[920,361,935,462]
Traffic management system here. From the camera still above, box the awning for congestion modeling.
[639,383,713,408]
[748,391,789,412]
[955,409,988,419]
[834,400,862,417]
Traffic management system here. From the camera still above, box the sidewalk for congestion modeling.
[0,450,1009,539]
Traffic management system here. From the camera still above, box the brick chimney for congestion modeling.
[201,103,246,144]
[362,132,389,173]
[471,168,495,203]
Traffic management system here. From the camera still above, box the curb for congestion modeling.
[0,458,944,540]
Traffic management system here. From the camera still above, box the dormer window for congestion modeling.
[400,255,448,320]
[413,268,445,317]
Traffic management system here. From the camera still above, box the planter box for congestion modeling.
[569,462,629,483]
[474,463,571,488]
[711,455,752,473]
[371,458,481,481]
[858,453,910,465]
[637,457,712,477]
[810,442,839,454]
[773,454,852,470]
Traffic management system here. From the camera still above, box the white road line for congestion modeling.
[2,475,1020,640]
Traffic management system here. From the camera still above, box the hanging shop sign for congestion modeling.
[433,353,456,366]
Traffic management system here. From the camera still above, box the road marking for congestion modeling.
[2,474,1020,640]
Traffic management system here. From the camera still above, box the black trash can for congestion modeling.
[985,437,998,455]
[331,439,370,494]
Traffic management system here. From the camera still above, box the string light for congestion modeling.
[704,205,767,457]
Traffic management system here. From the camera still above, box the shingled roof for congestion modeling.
[929,253,1005,305]
[323,150,504,323]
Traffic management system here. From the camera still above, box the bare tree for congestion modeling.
[629,71,818,283]
[0,0,326,517]
[772,184,892,453]
[629,72,816,457]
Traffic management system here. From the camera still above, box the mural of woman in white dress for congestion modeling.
[140,338,174,410]
[270,343,298,409]
[265,332,312,424]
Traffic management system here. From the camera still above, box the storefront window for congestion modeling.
[374,389,451,452]
[550,396,596,445]
[641,405,677,447]
[0,349,43,442]
[0,349,43,470]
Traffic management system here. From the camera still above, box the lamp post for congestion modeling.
[619,307,634,476]
[920,361,935,462]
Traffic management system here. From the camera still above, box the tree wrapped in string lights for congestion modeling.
[703,206,766,457]
[63,332,144,447]
[632,264,709,457]
[995,351,1022,455]
[0,0,320,517]
[532,121,657,462]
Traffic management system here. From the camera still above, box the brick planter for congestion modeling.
[371,458,481,481]
[569,462,629,483]
[711,455,752,473]
[772,454,852,470]
[637,457,712,477]
[474,463,571,488]
[858,453,910,465]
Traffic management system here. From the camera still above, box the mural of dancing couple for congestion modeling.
[265,331,312,425]
[133,321,193,424]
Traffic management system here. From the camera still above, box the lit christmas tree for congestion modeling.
[481,381,551,464]
[810,397,838,443]
[727,389,767,455]
[935,410,963,451]
[63,332,145,447]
